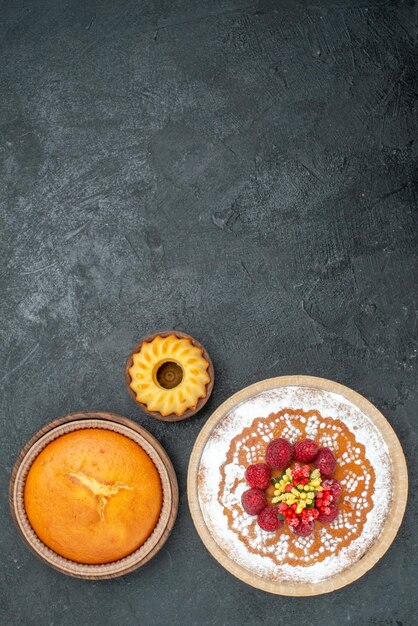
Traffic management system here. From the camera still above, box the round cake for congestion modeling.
[128,334,211,417]
[24,429,163,564]
[197,384,394,585]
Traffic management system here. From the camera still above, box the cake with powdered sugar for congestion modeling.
[198,385,392,584]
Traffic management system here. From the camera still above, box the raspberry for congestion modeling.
[257,507,285,532]
[292,521,314,536]
[317,503,339,524]
[322,492,333,505]
[266,438,293,469]
[292,463,311,482]
[245,463,271,489]
[287,514,300,528]
[301,507,319,523]
[294,438,319,463]
[322,478,342,502]
[314,447,336,477]
[241,488,267,515]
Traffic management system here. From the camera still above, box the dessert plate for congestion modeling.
[10,411,178,579]
[187,376,407,595]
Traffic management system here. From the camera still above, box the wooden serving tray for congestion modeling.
[125,330,214,422]
[187,375,408,596]
[9,411,178,579]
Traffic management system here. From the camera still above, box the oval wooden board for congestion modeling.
[187,375,408,596]
[10,411,179,579]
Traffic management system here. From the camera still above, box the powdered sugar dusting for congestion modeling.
[198,386,392,583]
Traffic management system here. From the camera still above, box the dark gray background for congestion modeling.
[1,0,417,624]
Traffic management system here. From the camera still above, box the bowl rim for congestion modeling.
[125,329,215,422]
[9,411,179,579]
[187,375,408,596]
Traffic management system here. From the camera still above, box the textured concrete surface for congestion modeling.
[1,0,417,624]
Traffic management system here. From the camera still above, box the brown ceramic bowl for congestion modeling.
[125,330,215,422]
[9,411,178,579]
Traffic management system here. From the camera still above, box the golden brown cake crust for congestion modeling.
[24,429,162,564]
